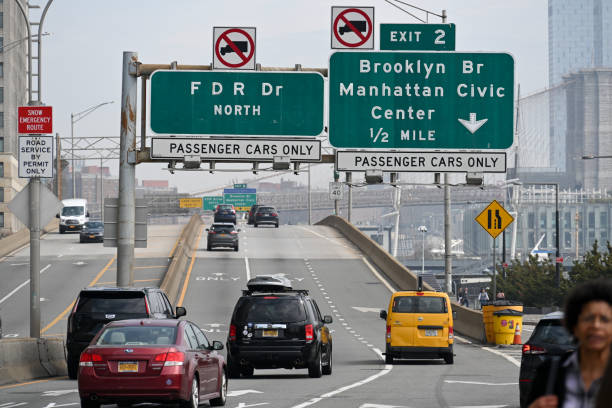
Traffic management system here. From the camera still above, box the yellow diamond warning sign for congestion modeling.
[475,200,514,239]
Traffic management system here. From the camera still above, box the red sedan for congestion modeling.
[78,319,227,408]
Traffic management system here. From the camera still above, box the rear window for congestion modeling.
[530,320,573,346]
[96,326,177,346]
[85,222,103,228]
[76,292,146,314]
[392,296,447,313]
[211,224,235,232]
[219,205,233,209]
[235,297,307,323]
[258,207,275,212]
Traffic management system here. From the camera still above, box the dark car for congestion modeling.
[207,223,240,251]
[80,221,104,243]
[519,311,574,407]
[247,205,262,225]
[226,275,333,378]
[66,287,186,379]
[253,206,279,228]
[78,319,226,408]
[214,204,236,225]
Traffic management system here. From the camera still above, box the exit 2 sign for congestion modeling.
[18,106,53,134]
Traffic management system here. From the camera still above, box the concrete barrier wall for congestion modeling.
[0,337,67,386]
[160,214,203,306]
[316,215,486,342]
[0,219,59,259]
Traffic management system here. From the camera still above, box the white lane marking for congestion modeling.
[291,348,392,408]
[43,403,79,408]
[298,226,352,250]
[10,263,28,266]
[57,254,64,258]
[235,403,269,408]
[226,389,263,397]
[361,257,396,293]
[0,264,51,305]
[451,406,508,408]
[42,389,78,397]
[445,380,517,386]
[455,335,520,367]
[0,403,27,408]
[454,335,472,344]
[244,257,251,281]
[360,405,406,408]
[352,306,382,313]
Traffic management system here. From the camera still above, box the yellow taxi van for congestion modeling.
[379,278,455,364]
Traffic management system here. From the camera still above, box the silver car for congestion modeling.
[207,223,240,251]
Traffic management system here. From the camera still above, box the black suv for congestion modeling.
[253,206,279,228]
[66,287,186,379]
[226,276,333,378]
[247,205,262,225]
[519,311,574,407]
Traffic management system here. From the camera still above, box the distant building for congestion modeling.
[0,3,29,235]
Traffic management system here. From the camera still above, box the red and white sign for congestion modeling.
[331,6,374,49]
[556,257,564,264]
[213,27,256,70]
[18,106,53,134]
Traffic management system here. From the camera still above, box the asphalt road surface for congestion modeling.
[0,223,521,408]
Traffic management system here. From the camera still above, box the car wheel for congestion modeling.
[308,349,323,378]
[80,398,100,408]
[444,353,454,364]
[59,227,65,234]
[254,223,258,228]
[241,366,254,377]
[117,403,132,408]
[322,347,332,375]
[227,356,240,379]
[180,377,199,408]
[234,244,239,252]
[275,223,279,228]
[207,244,212,251]
[67,354,79,380]
[385,353,394,365]
[209,370,227,406]
[79,237,84,243]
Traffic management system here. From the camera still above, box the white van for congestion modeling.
[57,199,89,233]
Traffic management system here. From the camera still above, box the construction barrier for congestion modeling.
[0,337,67,386]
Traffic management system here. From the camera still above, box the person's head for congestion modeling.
[564,279,612,353]
[481,288,485,293]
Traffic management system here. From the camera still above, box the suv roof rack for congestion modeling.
[244,275,309,296]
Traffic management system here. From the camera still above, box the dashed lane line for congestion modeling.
[0,264,51,305]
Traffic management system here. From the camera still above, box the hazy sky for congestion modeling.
[41,0,548,194]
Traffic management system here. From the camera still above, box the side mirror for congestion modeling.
[212,340,224,351]
[55,213,60,218]
[175,306,187,318]
[323,315,333,324]
[237,228,241,232]
[205,228,209,231]
[379,310,387,320]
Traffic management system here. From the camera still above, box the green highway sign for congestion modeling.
[380,24,456,51]
[223,193,256,208]
[329,51,514,149]
[234,183,247,189]
[203,196,224,211]
[150,70,324,136]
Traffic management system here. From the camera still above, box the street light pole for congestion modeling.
[71,101,114,198]
[418,226,427,275]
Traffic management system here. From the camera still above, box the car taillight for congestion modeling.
[522,344,547,355]
[271,213,278,217]
[80,350,103,366]
[229,324,237,341]
[305,324,314,341]
[386,325,391,339]
[230,231,237,235]
[256,213,262,216]
[208,231,216,234]
[448,326,454,340]
[153,349,184,366]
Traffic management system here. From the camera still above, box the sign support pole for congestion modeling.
[29,177,41,337]
[492,236,497,299]
[117,51,138,287]
[308,164,312,225]
[444,174,452,294]
[346,172,352,223]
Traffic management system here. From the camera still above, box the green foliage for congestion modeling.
[493,240,612,307]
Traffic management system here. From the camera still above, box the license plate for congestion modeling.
[262,330,278,337]
[89,235,95,238]
[69,226,75,228]
[118,361,138,372]
[219,233,226,236]
[425,329,438,337]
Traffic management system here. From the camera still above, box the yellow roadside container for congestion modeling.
[493,309,524,345]
[482,300,523,344]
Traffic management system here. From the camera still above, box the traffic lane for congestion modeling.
[242,224,361,259]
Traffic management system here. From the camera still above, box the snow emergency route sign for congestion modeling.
[18,135,54,178]
[213,27,256,70]
[18,106,52,134]
[331,6,374,49]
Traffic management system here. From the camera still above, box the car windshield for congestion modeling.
[62,206,84,216]
[392,296,447,313]
[76,292,145,314]
[211,224,235,232]
[235,297,307,323]
[96,326,177,346]
[530,319,573,345]
[85,222,103,229]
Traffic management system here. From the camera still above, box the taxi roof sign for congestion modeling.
[475,200,514,239]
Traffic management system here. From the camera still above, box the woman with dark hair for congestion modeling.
[527,278,612,408]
